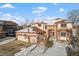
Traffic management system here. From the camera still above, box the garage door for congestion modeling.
[18,36,29,42]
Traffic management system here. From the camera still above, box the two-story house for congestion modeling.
[31,19,73,43]
[16,18,74,43]
[3,21,18,36]
[0,20,18,38]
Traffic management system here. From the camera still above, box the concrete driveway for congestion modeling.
[27,41,67,56]
[43,42,67,56]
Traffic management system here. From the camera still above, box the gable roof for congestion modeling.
[16,26,46,34]
[33,21,46,24]
[33,26,46,34]
[55,20,72,24]
[0,20,18,26]
[45,19,65,25]
[32,18,72,26]
[16,27,36,33]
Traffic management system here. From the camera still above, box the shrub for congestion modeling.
[45,40,54,48]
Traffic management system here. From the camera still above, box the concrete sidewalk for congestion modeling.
[28,46,44,56]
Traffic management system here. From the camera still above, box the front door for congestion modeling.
[48,29,53,37]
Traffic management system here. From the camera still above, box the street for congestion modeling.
[0,37,15,45]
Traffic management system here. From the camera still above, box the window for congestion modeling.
[61,23,67,28]
[52,32,54,36]
[23,34,27,36]
[38,23,41,27]
[61,32,66,37]
[0,25,2,29]
[18,34,22,36]
[32,28,35,31]
[45,26,47,29]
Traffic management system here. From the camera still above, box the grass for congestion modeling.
[0,40,33,56]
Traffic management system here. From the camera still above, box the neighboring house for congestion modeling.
[0,20,18,38]
[0,22,6,38]
[16,26,46,43]
[3,21,18,36]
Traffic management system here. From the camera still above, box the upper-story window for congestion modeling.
[61,23,67,28]
[45,26,47,29]
[38,23,41,27]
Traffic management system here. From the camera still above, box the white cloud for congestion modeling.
[59,8,65,12]
[3,13,11,17]
[0,13,26,25]
[2,13,11,20]
[0,4,15,8]
[53,3,57,5]
[14,12,19,14]
[0,12,2,14]
[32,6,47,14]
[46,16,58,20]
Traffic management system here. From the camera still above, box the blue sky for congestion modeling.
[0,3,79,25]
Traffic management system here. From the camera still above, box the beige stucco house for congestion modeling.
[16,18,75,43]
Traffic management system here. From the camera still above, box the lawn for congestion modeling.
[0,40,33,56]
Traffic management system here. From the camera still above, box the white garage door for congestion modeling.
[18,36,29,42]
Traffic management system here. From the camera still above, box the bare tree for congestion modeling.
[67,9,79,54]
[67,9,79,25]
